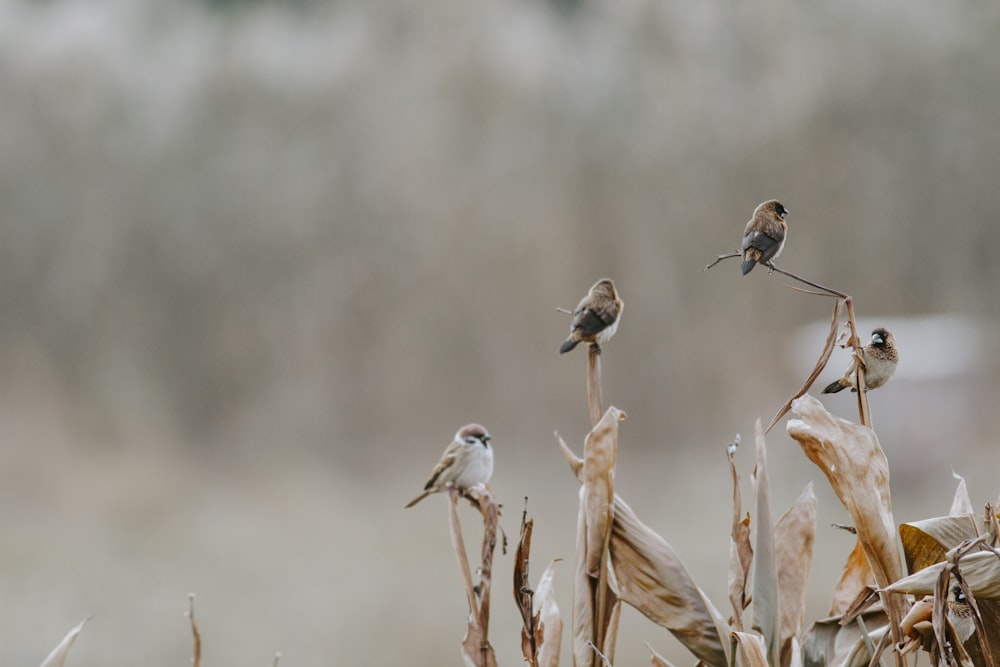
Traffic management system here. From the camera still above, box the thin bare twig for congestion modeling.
[703,250,741,271]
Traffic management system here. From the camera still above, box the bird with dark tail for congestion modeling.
[559,278,623,354]
[741,199,789,275]
[823,327,899,394]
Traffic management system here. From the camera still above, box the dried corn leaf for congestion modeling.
[899,514,979,574]
[800,612,888,667]
[601,599,621,665]
[951,471,975,516]
[535,560,562,667]
[644,642,677,667]
[583,406,625,576]
[40,618,89,667]
[829,539,874,617]
[785,395,902,588]
[775,483,817,664]
[557,431,584,481]
[727,437,753,631]
[731,631,769,667]
[885,551,1000,599]
[750,420,781,667]
[608,494,730,667]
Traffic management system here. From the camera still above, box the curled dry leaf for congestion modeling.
[534,560,563,667]
[583,406,625,577]
[730,630,769,667]
[829,539,875,617]
[785,394,902,588]
[775,482,817,663]
[750,420,781,667]
[40,618,90,667]
[899,514,979,574]
[885,551,1000,599]
[608,494,730,667]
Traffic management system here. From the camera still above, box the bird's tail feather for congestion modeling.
[741,259,756,275]
[404,490,430,509]
[822,380,847,394]
[559,339,578,354]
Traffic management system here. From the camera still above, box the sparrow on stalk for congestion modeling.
[559,278,623,354]
[404,424,494,508]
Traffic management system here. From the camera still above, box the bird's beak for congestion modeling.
[872,333,883,345]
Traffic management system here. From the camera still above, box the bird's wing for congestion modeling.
[423,442,460,491]
[572,305,615,337]
[741,227,784,263]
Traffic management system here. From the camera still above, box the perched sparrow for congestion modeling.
[404,424,494,508]
[741,199,789,275]
[559,278,623,354]
[823,327,899,394]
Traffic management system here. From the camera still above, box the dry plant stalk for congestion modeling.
[514,505,540,666]
[187,593,202,667]
[587,343,603,428]
[513,503,562,667]
[447,485,501,667]
[727,436,753,632]
[571,406,625,667]
[786,394,906,664]
[39,618,90,667]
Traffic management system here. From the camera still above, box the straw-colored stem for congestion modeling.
[587,344,603,428]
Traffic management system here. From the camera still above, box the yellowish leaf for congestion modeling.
[899,514,979,574]
[829,539,874,616]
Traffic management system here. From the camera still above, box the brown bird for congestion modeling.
[823,327,899,394]
[404,424,494,508]
[741,199,789,275]
[559,278,623,354]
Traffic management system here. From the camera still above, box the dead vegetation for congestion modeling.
[37,271,999,667]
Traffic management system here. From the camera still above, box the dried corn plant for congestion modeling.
[514,501,563,667]
[446,485,502,667]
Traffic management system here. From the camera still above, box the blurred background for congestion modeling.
[1,0,999,664]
